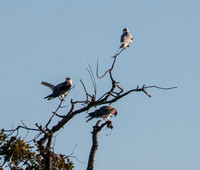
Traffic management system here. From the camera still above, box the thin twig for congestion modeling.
[4,125,40,133]
[144,85,177,90]
[80,79,92,100]
[45,99,65,129]
[87,63,97,97]
[112,48,125,58]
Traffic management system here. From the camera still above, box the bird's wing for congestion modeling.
[86,106,116,122]
[41,81,55,90]
[87,106,113,118]
[98,106,112,116]
[56,83,72,96]
[120,33,126,43]
[101,105,112,111]
[88,110,106,118]
[121,32,129,42]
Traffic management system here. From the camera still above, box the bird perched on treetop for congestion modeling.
[41,77,72,100]
[120,28,133,49]
[86,106,118,122]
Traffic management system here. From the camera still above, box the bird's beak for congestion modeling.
[114,111,118,116]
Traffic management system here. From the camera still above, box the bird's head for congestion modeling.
[66,77,72,85]
[123,28,129,33]
[108,106,118,117]
[113,109,118,117]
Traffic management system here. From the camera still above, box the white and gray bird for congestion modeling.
[120,28,133,49]
[86,106,118,122]
[41,77,72,100]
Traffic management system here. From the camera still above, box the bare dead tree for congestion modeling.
[1,44,177,169]
[37,48,175,169]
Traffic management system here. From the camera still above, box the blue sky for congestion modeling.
[0,0,200,170]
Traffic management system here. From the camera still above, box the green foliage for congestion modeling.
[0,129,74,169]
[0,129,36,169]
[51,154,74,170]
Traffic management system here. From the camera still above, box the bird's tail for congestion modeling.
[44,94,54,100]
[86,112,95,122]
[86,117,93,122]
[41,81,55,90]
[120,43,125,49]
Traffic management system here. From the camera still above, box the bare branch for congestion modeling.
[64,144,87,164]
[87,120,112,170]
[45,99,65,129]
[4,124,40,135]
[80,79,92,101]
[112,48,125,58]
[87,63,97,97]
[144,85,177,90]
[37,82,175,150]
[36,124,48,135]
[96,56,117,79]
[26,132,42,143]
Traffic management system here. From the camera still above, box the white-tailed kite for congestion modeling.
[120,28,133,49]
[86,106,118,122]
[41,77,72,100]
